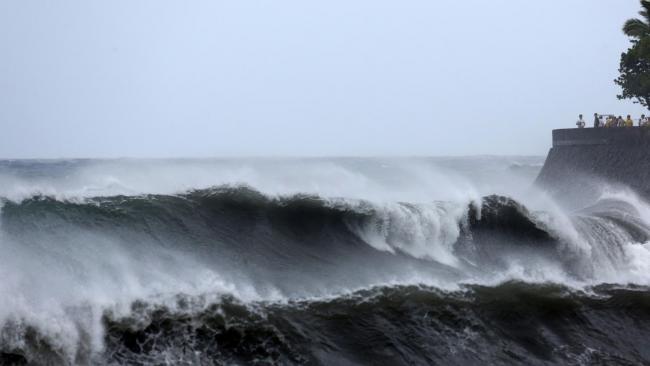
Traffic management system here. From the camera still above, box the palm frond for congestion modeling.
[641,0,650,24]
[623,18,650,38]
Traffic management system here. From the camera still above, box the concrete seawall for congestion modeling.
[535,127,650,204]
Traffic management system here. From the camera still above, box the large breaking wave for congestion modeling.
[1,158,650,365]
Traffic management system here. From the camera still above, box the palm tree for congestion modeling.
[623,0,650,39]
[617,1,650,109]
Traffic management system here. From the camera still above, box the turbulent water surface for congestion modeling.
[1,157,650,365]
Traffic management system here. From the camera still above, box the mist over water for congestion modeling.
[0,157,542,201]
[2,157,650,365]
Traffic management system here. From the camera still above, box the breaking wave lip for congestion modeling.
[0,185,556,265]
[1,184,648,281]
[2,182,650,364]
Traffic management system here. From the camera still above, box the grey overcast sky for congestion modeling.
[0,1,646,158]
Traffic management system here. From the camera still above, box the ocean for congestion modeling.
[1,157,649,365]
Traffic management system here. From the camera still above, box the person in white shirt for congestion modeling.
[640,114,647,127]
[576,114,586,128]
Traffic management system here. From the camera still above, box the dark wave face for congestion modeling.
[5,283,650,365]
[99,283,650,366]
[0,158,649,365]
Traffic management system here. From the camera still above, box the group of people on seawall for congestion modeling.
[576,113,650,128]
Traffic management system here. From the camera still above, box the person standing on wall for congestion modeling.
[576,114,586,128]
[593,113,601,127]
